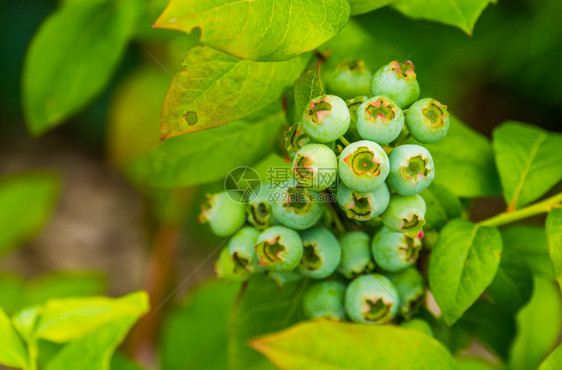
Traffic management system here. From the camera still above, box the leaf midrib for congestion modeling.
[509,133,547,209]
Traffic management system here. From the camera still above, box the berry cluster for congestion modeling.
[200,60,449,326]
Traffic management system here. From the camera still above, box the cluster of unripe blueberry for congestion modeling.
[200,60,449,326]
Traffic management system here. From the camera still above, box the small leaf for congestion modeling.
[423,116,502,198]
[539,343,562,370]
[348,0,396,15]
[546,207,562,292]
[392,0,493,34]
[429,219,502,325]
[23,0,140,135]
[229,274,308,370]
[251,321,455,369]
[292,62,324,122]
[493,122,562,210]
[145,106,285,188]
[0,171,60,255]
[160,47,308,139]
[0,307,27,368]
[154,0,350,61]
[508,278,562,370]
[501,225,554,279]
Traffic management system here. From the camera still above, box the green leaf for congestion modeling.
[293,62,324,124]
[423,116,501,198]
[0,171,60,255]
[35,291,149,342]
[458,302,515,359]
[12,306,41,342]
[154,0,350,61]
[421,183,464,231]
[229,274,308,370]
[501,225,554,279]
[348,0,396,15]
[144,106,285,188]
[0,307,27,368]
[161,279,240,370]
[546,207,562,292]
[391,0,493,34]
[493,122,562,210]
[111,352,143,370]
[457,357,501,370]
[251,321,455,369]
[23,0,140,135]
[509,278,562,370]
[487,247,533,315]
[160,47,308,139]
[429,219,502,325]
[539,343,562,370]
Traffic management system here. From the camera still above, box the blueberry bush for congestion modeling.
[2,0,562,369]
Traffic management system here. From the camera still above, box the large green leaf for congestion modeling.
[160,47,308,139]
[251,321,455,369]
[508,278,562,370]
[144,106,285,188]
[546,207,562,292]
[429,219,502,325]
[22,0,140,135]
[487,247,533,315]
[348,0,396,15]
[392,0,493,34]
[229,274,308,370]
[161,280,240,370]
[493,122,562,210]
[539,343,562,370]
[154,0,350,61]
[0,307,27,369]
[501,225,554,279]
[0,171,60,255]
[423,116,501,198]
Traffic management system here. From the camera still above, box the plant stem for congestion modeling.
[477,192,562,227]
[27,340,38,370]
[325,198,345,233]
[339,136,351,147]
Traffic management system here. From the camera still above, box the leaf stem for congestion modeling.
[27,340,38,370]
[338,136,351,147]
[477,192,562,227]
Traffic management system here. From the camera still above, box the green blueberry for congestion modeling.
[268,270,302,288]
[401,318,433,336]
[381,194,426,238]
[293,143,337,191]
[255,226,303,272]
[388,267,425,316]
[371,60,420,109]
[199,192,246,237]
[372,227,422,272]
[302,94,350,143]
[303,281,347,320]
[298,227,342,279]
[387,144,435,196]
[345,274,400,324]
[337,182,390,221]
[356,96,404,144]
[284,122,312,159]
[325,60,372,100]
[228,227,261,273]
[215,247,251,282]
[337,231,375,279]
[405,98,449,143]
[246,184,278,230]
[272,179,324,230]
[338,140,389,192]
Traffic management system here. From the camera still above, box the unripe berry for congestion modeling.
[337,182,390,221]
[405,98,449,143]
[338,140,389,192]
[228,227,261,273]
[371,60,420,109]
[298,227,342,279]
[401,318,433,336]
[246,184,278,230]
[284,123,312,159]
[372,227,422,272]
[388,267,425,316]
[356,96,404,144]
[255,226,303,272]
[345,274,400,324]
[199,192,245,237]
[337,231,375,278]
[325,60,372,100]
[268,270,302,288]
[215,247,251,282]
[302,94,350,143]
[381,194,426,238]
[302,281,346,320]
[272,179,324,230]
[292,144,337,191]
[387,144,435,196]
[345,96,368,139]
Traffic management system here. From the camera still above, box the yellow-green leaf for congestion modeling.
[0,307,27,368]
[546,207,562,292]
